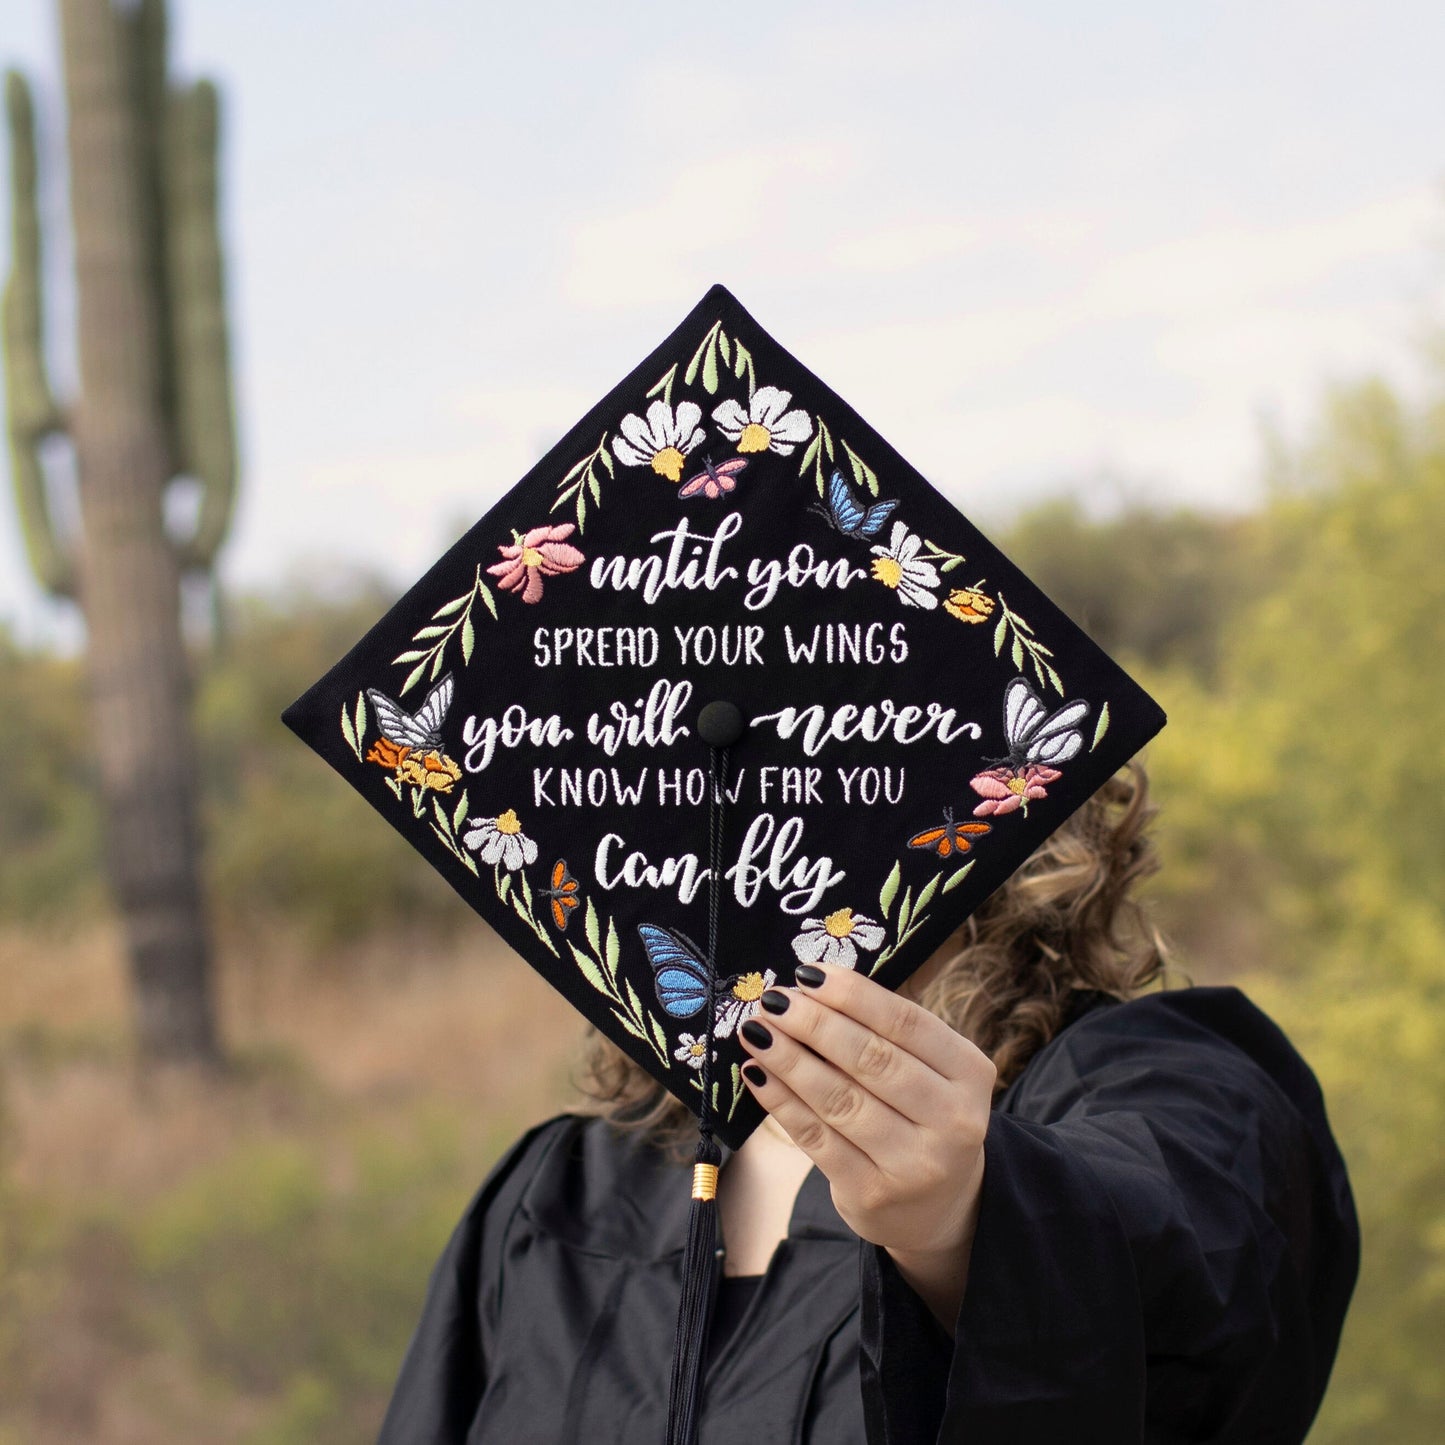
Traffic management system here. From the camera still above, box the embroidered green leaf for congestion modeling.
[728,1063,744,1120]
[879,860,902,920]
[452,789,469,834]
[519,869,533,911]
[914,871,941,918]
[570,942,607,996]
[842,439,879,498]
[684,322,718,386]
[384,776,402,799]
[478,580,498,620]
[459,851,478,877]
[624,977,646,1026]
[1044,662,1064,696]
[391,648,427,664]
[798,433,820,479]
[942,860,975,893]
[498,872,512,901]
[584,897,602,959]
[702,336,720,394]
[432,594,469,620]
[1011,636,1024,670]
[649,1013,669,1058]
[1011,610,1036,636]
[647,364,677,404]
[412,625,448,640]
[587,468,602,505]
[718,330,731,366]
[733,341,749,379]
[510,892,532,928]
[610,1007,645,1042]
[941,556,963,573]
[600,443,614,477]
[411,788,426,818]
[340,703,358,758]
[455,615,472,666]
[355,694,367,746]
[430,648,445,681]
[820,418,835,461]
[1091,701,1111,751]
[400,658,429,694]
[896,885,914,939]
[606,915,621,977]
[992,615,1007,656]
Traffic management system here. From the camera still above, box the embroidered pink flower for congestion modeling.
[488,523,585,604]
[969,764,1063,816]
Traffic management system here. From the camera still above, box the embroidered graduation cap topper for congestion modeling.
[282,285,1165,1152]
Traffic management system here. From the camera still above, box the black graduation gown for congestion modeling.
[377,985,1359,1444]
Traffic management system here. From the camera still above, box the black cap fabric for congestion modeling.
[282,285,1165,1148]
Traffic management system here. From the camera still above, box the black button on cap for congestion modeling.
[697,700,746,748]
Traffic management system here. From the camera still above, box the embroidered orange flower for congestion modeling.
[398,750,463,793]
[944,587,995,624]
[367,737,411,770]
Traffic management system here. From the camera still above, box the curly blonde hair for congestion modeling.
[574,758,1176,1157]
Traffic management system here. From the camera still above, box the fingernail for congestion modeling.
[760,989,790,1015]
[742,1062,767,1087]
[794,964,826,989]
[740,1019,773,1049]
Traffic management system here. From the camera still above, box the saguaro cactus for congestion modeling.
[2,0,237,1061]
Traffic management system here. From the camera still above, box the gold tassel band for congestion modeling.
[691,1162,719,1201]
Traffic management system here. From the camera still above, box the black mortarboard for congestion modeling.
[282,284,1165,1441]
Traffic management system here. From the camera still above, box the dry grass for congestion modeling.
[0,916,586,1445]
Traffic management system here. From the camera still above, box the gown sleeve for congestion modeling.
[376,1117,566,1445]
[856,986,1360,1445]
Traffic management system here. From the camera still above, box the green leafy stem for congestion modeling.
[992,591,1063,695]
[551,431,614,533]
[495,859,559,957]
[798,419,884,500]
[569,899,669,1066]
[870,858,976,975]
[918,539,968,573]
[392,565,497,694]
[681,320,756,399]
[340,691,368,762]
[690,1060,746,1122]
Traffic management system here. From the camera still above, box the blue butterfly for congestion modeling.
[637,923,719,1018]
[811,468,899,541]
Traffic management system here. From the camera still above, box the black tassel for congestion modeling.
[665,729,738,1445]
[665,1133,723,1445]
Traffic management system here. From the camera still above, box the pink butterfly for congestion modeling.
[678,455,748,500]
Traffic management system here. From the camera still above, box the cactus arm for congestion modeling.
[2,69,75,598]
[166,79,235,572]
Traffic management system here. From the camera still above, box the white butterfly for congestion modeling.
[1000,676,1089,770]
[366,673,454,751]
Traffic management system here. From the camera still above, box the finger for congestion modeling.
[792,962,992,1084]
[738,1014,917,1165]
[739,1055,877,1189]
[755,987,958,1129]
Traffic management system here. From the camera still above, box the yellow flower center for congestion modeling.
[732,972,766,1003]
[495,808,523,834]
[651,446,686,482]
[823,907,855,939]
[520,546,544,568]
[871,556,903,589]
[1007,776,1028,795]
[737,422,772,453]
[688,1040,706,1058]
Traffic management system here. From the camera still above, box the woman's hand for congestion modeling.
[738,960,995,1327]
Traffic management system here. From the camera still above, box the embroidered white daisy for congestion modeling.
[462,808,539,871]
[611,400,707,482]
[790,908,886,970]
[712,386,813,456]
[673,1033,715,1071]
[713,968,777,1039]
[869,521,940,609]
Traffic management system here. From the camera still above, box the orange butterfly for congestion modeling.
[906,808,992,859]
[541,859,582,931]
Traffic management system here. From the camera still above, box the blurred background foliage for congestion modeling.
[1,364,1443,1439]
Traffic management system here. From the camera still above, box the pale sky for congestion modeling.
[4,0,1443,649]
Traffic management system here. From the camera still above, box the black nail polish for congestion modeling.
[794,964,826,989]
[760,989,790,1015]
[740,1019,772,1049]
[742,1062,767,1087]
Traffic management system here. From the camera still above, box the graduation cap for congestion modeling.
[282,284,1165,1443]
